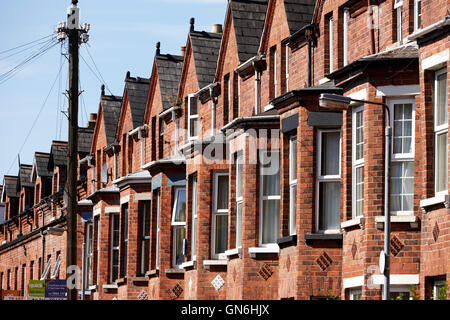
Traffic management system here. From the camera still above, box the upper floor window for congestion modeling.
[435,69,448,195]
[270,46,278,98]
[413,0,421,32]
[259,150,281,245]
[343,8,349,66]
[317,129,341,232]
[394,0,403,42]
[328,15,334,73]
[212,172,229,259]
[352,107,364,218]
[224,73,230,124]
[390,99,415,215]
[188,94,198,140]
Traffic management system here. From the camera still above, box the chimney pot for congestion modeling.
[211,24,223,34]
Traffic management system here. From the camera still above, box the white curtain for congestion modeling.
[322,132,340,175]
[319,182,340,230]
[262,200,280,244]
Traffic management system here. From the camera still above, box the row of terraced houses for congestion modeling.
[0,0,449,300]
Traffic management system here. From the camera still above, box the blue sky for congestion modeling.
[0,0,227,183]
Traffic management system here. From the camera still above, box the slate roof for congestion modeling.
[78,126,95,154]
[230,0,268,63]
[3,176,19,198]
[18,164,34,189]
[101,95,123,146]
[48,141,68,170]
[156,54,184,110]
[190,31,223,89]
[283,0,316,35]
[125,76,150,128]
[34,152,52,178]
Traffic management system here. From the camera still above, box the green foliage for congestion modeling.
[326,288,339,300]
[437,282,448,300]
[410,285,420,300]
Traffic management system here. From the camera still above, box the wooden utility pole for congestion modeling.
[57,0,89,300]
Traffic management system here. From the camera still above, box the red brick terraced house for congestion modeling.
[0,0,448,300]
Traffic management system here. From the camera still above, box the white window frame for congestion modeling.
[316,129,342,233]
[40,257,51,280]
[139,200,151,276]
[433,279,446,300]
[413,0,421,32]
[155,189,161,270]
[349,287,362,300]
[289,135,297,235]
[51,253,61,279]
[211,172,229,260]
[389,98,415,216]
[259,150,281,247]
[272,46,278,97]
[191,177,198,261]
[86,221,94,287]
[172,188,186,268]
[285,43,289,92]
[188,94,198,140]
[390,285,413,300]
[110,213,120,283]
[352,106,364,218]
[237,75,241,117]
[434,69,448,196]
[329,16,334,73]
[235,153,243,248]
[396,5,403,42]
[343,8,349,66]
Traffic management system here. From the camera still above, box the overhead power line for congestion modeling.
[5,57,66,176]
[0,33,54,56]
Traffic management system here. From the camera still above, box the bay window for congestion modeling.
[110,213,119,282]
[352,107,364,217]
[260,150,281,245]
[172,188,186,268]
[212,172,229,259]
[435,69,448,195]
[390,100,415,215]
[289,136,297,235]
[188,94,198,140]
[236,153,243,247]
[317,130,341,232]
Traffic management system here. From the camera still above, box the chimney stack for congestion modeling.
[181,46,186,57]
[211,24,223,34]
[88,113,97,129]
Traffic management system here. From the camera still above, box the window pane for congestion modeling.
[289,185,297,234]
[113,215,119,247]
[191,178,197,258]
[174,227,185,266]
[321,132,340,175]
[393,104,413,155]
[236,156,243,198]
[356,166,364,217]
[173,189,186,222]
[319,182,340,230]
[436,72,448,127]
[190,119,198,137]
[217,175,229,210]
[215,215,228,254]
[262,200,280,244]
[190,97,198,115]
[437,133,448,192]
[390,162,414,212]
[262,151,280,196]
[290,137,297,181]
[356,111,364,160]
[236,202,242,247]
